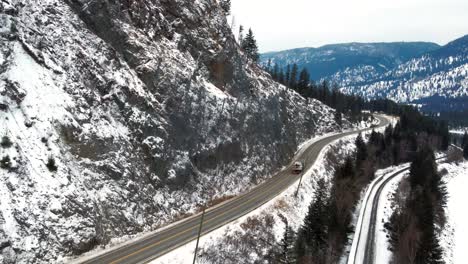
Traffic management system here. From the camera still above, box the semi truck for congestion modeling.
[292,161,303,174]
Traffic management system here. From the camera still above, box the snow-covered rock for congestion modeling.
[0,0,344,262]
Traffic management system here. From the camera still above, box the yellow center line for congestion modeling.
[110,169,297,264]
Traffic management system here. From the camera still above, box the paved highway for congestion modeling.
[79,115,390,264]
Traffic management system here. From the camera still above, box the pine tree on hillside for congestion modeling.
[241,28,259,62]
[318,81,330,105]
[369,130,380,146]
[414,192,445,264]
[285,65,291,86]
[265,59,272,73]
[279,221,296,264]
[220,0,231,14]
[331,87,340,111]
[278,68,285,84]
[289,64,298,89]
[439,121,450,151]
[297,68,310,94]
[272,64,279,80]
[297,179,329,259]
[355,133,368,169]
[336,156,355,180]
[409,146,437,188]
[384,125,393,146]
[334,110,342,127]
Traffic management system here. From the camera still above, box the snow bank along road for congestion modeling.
[348,156,447,264]
[78,115,390,264]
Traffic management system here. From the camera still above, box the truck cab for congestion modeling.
[292,161,304,174]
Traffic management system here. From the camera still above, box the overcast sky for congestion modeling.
[230,0,468,52]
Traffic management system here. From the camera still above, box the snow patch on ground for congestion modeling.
[439,161,468,264]
[449,129,467,135]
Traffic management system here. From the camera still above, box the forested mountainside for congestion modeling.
[261,42,440,84]
[341,35,468,112]
[0,0,344,263]
[261,36,468,112]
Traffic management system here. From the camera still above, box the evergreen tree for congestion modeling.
[297,68,310,94]
[334,110,342,127]
[241,28,259,62]
[336,156,355,180]
[265,59,272,73]
[414,192,445,264]
[369,130,380,146]
[331,87,340,111]
[278,68,285,84]
[272,64,279,80]
[319,81,330,105]
[409,146,437,188]
[355,133,368,166]
[294,232,306,261]
[279,222,296,264]
[384,125,393,146]
[438,121,450,150]
[289,64,298,89]
[297,179,328,259]
[285,64,291,87]
[220,0,231,14]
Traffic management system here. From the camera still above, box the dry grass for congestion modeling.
[273,198,289,210]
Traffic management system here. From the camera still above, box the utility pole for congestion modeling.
[294,172,304,198]
[192,206,206,264]
[294,161,305,198]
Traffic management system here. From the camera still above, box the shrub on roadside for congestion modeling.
[1,136,12,148]
[1,155,11,169]
[46,157,58,172]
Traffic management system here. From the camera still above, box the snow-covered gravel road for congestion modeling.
[348,158,446,264]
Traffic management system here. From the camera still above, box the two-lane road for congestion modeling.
[78,115,390,264]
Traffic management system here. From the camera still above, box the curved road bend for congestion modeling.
[348,156,446,264]
[79,115,390,264]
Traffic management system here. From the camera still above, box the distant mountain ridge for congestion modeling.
[340,35,468,111]
[261,42,440,81]
[261,36,468,112]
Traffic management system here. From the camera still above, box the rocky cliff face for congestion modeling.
[0,0,342,263]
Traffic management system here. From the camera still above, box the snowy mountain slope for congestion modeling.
[340,35,468,112]
[0,0,345,263]
[260,42,440,83]
[261,36,468,112]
